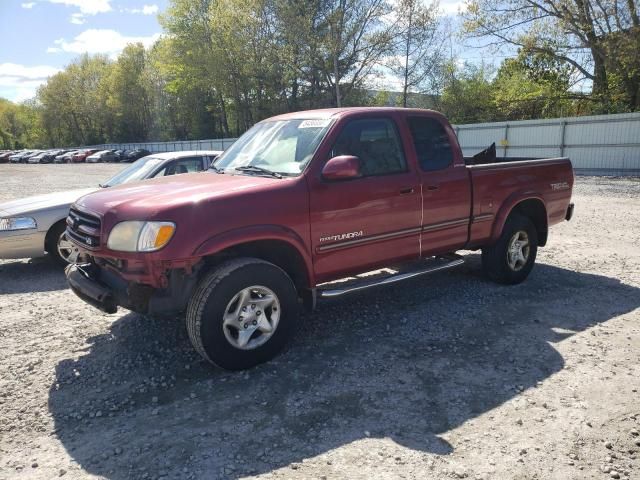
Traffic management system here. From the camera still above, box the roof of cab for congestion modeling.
[266,107,443,122]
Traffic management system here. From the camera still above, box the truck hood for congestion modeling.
[0,188,97,216]
[75,172,280,218]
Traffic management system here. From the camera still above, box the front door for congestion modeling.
[309,117,422,283]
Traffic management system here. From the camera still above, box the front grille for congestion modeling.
[66,208,102,249]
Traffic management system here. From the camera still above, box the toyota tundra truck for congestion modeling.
[65,108,575,370]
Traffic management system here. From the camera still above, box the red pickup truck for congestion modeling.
[65,108,574,370]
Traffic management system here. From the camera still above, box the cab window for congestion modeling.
[331,118,406,176]
[407,117,453,171]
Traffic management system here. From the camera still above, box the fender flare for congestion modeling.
[490,191,547,244]
[193,224,314,286]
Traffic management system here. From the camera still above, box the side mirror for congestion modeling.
[322,155,362,181]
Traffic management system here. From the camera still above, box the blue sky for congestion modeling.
[0,0,168,102]
[0,0,478,103]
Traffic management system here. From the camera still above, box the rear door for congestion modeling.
[405,116,471,256]
[308,116,422,282]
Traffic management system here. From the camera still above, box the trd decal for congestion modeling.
[319,231,364,243]
[550,181,570,190]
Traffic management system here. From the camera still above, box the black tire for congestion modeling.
[481,213,538,285]
[186,258,299,370]
[45,221,70,266]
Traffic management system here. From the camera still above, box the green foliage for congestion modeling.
[438,62,496,123]
[462,0,640,111]
[37,54,112,146]
[105,43,153,142]
[491,50,575,119]
[0,97,44,148]
[4,0,638,148]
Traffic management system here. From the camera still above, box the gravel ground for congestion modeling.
[0,164,639,480]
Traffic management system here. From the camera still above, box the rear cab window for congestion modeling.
[407,117,453,171]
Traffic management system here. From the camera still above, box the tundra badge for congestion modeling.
[319,231,364,243]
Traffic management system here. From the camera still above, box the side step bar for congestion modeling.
[317,254,465,299]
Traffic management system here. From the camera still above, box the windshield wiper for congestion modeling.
[209,165,225,174]
[235,165,283,179]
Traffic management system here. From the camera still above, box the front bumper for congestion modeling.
[65,261,199,315]
[66,263,118,313]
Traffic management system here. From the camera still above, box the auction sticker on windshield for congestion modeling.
[299,119,332,129]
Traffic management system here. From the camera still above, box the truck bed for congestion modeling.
[465,155,574,248]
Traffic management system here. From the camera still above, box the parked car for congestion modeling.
[27,151,47,164]
[8,151,23,163]
[9,150,32,163]
[113,149,130,162]
[124,148,151,162]
[55,150,79,163]
[22,150,43,163]
[0,150,221,264]
[71,149,99,163]
[86,149,118,163]
[28,150,61,164]
[38,149,67,164]
[0,151,16,163]
[64,107,575,371]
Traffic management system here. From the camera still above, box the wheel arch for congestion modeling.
[491,195,548,247]
[44,218,68,253]
[193,226,314,293]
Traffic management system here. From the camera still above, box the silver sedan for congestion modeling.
[0,150,221,264]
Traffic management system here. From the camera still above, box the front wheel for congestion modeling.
[481,213,538,285]
[186,258,299,370]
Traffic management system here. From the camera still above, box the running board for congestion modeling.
[316,254,464,299]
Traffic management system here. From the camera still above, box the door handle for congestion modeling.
[426,185,439,191]
[399,187,415,195]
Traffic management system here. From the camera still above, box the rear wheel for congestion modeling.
[186,258,299,370]
[481,213,538,285]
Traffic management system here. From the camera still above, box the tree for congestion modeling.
[462,0,640,110]
[105,43,153,142]
[388,0,446,107]
[437,62,496,123]
[492,50,575,119]
[37,54,112,145]
[317,0,395,106]
[0,97,44,148]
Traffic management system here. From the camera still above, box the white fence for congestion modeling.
[455,112,640,176]
[96,138,238,153]
[90,112,640,176]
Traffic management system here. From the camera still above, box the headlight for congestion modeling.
[107,221,176,252]
[0,217,37,231]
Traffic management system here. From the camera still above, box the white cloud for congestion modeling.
[42,0,112,24]
[440,0,466,15]
[124,4,159,15]
[47,29,162,57]
[142,4,158,14]
[70,12,86,24]
[21,2,36,8]
[48,0,112,15]
[0,63,61,102]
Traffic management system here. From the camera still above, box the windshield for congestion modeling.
[213,118,333,176]
[101,156,164,187]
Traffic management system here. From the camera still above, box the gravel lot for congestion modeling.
[1,164,639,480]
